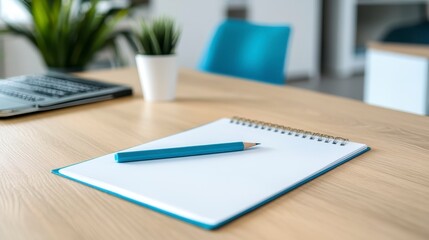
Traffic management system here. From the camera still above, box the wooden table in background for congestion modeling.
[1,68,428,240]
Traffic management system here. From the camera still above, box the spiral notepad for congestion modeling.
[53,117,369,230]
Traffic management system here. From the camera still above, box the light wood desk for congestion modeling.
[1,68,428,240]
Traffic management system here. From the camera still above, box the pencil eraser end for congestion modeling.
[114,153,120,162]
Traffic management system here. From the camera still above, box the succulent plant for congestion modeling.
[135,17,181,55]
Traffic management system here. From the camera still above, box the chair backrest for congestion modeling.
[199,19,291,85]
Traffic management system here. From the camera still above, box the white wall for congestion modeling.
[149,0,227,70]
[0,0,45,77]
[2,35,46,77]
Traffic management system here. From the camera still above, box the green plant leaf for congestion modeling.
[141,21,160,55]
[3,0,129,69]
[135,17,181,55]
[120,30,141,53]
[32,0,52,64]
[163,21,171,54]
[0,28,10,34]
[69,0,100,65]
[81,9,128,65]
[171,27,181,54]
[14,0,32,12]
[2,23,36,45]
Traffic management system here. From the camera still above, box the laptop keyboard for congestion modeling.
[0,88,44,102]
[0,75,108,102]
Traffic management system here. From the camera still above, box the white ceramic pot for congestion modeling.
[135,54,177,102]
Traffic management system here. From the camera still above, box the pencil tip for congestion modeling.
[255,143,261,145]
[244,142,261,149]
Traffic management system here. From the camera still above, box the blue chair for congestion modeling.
[199,19,291,85]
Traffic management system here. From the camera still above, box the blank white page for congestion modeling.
[58,118,368,227]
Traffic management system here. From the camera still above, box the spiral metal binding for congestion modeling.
[230,116,349,146]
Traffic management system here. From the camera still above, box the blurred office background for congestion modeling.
[1,0,428,114]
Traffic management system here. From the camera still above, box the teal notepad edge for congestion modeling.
[52,147,370,230]
[51,167,213,230]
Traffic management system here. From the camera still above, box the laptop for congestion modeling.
[0,72,132,117]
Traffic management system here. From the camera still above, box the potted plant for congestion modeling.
[133,17,181,101]
[1,0,128,72]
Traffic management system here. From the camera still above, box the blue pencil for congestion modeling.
[115,142,260,163]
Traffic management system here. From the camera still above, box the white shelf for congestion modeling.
[324,0,428,77]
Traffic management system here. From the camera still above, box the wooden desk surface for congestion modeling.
[368,42,429,58]
[1,68,428,240]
